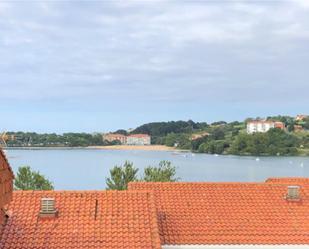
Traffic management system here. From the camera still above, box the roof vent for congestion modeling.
[286,186,301,201]
[39,198,58,218]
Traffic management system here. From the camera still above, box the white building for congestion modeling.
[126,134,151,145]
[247,120,285,134]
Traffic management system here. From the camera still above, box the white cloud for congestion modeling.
[0,0,308,108]
[292,0,309,8]
[0,2,10,15]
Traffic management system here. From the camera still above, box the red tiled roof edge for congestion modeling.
[266,177,309,185]
[0,148,14,179]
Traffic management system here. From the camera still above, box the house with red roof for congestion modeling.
[102,133,127,144]
[1,147,309,248]
[296,115,308,122]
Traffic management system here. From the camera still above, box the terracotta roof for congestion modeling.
[0,148,14,224]
[0,191,161,249]
[129,181,309,245]
[266,177,309,185]
[0,148,14,179]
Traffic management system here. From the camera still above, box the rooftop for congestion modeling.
[129,180,309,245]
[1,190,161,249]
[2,147,309,248]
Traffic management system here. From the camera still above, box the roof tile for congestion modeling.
[0,190,162,249]
[129,181,309,245]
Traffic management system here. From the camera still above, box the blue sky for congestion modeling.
[1,0,309,133]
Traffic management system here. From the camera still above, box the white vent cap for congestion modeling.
[40,197,57,217]
[286,186,301,200]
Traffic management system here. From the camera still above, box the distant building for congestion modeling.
[126,134,151,145]
[296,114,308,121]
[247,120,285,134]
[103,133,127,144]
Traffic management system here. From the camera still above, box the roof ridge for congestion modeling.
[13,190,154,194]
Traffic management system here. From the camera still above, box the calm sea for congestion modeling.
[5,149,309,190]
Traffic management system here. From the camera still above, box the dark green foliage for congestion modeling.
[211,121,227,126]
[113,129,128,135]
[14,166,54,190]
[164,133,191,149]
[132,120,208,144]
[143,161,179,182]
[287,124,295,132]
[303,118,309,130]
[267,115,295,126]
[131,117,308,156]
[211,127,225,140]
[191,136,210,151]
[6,132,105,147]
[106,161,139,190]
[229,128,300,156]
[106,161,179,190]
[198,140,227,154]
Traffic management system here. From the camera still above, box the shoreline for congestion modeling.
[3,145,183,152]
[2,146,308,156]
[88,145,183,151]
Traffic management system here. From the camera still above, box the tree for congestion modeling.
[143,161,179,182]
[211,127,225,140]
[14,166,54,190]
[303,117,309,130]
[164,133,191,149]
[106,161,139,190]
[287,124,295,132]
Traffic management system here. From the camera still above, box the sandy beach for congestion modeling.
[88,145,181,151]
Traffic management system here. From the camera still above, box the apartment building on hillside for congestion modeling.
[103,133,151,145]
[247,120,285,134]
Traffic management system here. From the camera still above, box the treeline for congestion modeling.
[196,128,307,156]
[6,116,309,156]
[132,117,309,156]
[132,120,209,144]
[6,132,106,147]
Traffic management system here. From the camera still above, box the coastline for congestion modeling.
[88,145,183,151]
[3,145,183,152]
[3,146,308,156]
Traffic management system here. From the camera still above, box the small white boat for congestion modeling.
[256,157,260,161]
[300,162,304,168]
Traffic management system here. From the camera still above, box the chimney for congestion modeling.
[286,186,301,201]
[39,198,58,218]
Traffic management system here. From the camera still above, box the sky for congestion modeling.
[0,0,309,133]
